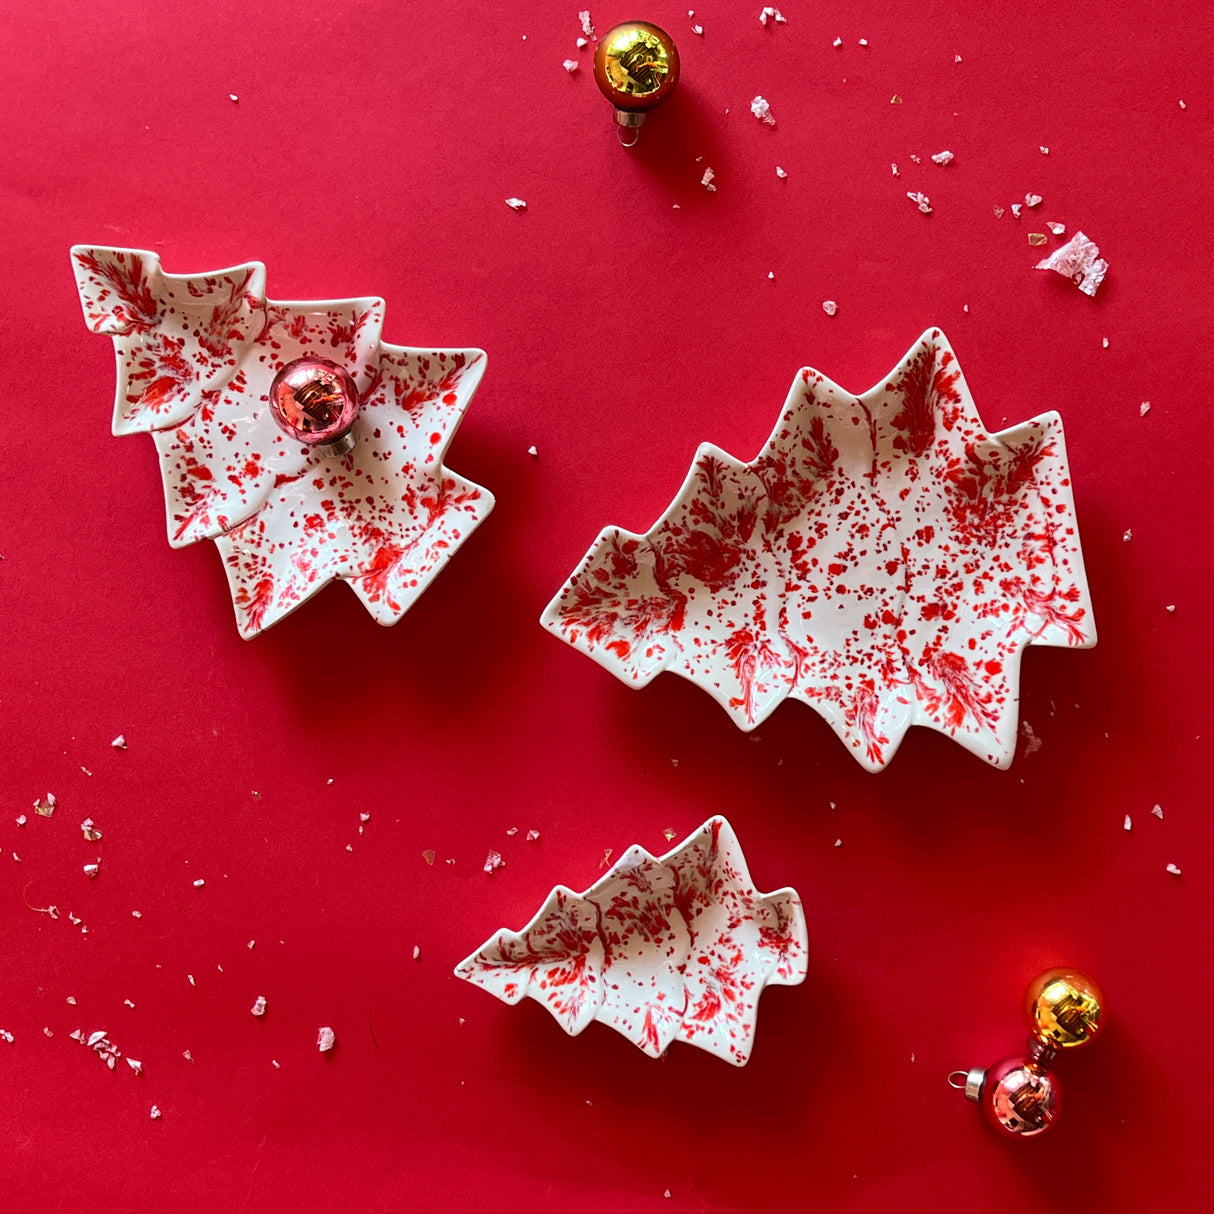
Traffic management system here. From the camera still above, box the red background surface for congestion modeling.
[4,2,1212,1210]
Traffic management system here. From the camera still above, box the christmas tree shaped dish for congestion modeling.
[72,246,492,638]
[541,330,1095,770]
[456,817,808,1065]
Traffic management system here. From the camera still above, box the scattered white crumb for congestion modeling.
[412,944,421,961]
[506,826,519,837]
[963,304,969,313]
[34,794,56,817]
[692,23,703,35]
[83,861,100,879]
[1040,145,1049,154]
[1047,222,1066,236]
[1102,336,1110,348]
[80,766,92,777]
[1179,100,1186,109]
[247,939,256,950]
[67,996,76,1006]
[1166,863,1182,876]
[1123,529,1132,542]
[111,734,126,749]
[859,38,868,46]
[576,36,587,48]
[891,163,899,177]
[1152,804,1164,819]
[81,818,102,842]
[768,271,775,280]
[0,1030,14,1044]
[955,54,962,63]
[1123,814,1132,831]
[131,910,142,919]
[11,853,18,863]
[359,812,370,824]
[760,7,786,25]
[252,996,267,1017]
[1034,231,1108,296]
[909,154,921,164]
[1020,721,1043,756]
[16,815,26,827]
[1011,203,1023,218]
[994,206,1004,218]
[527,444,538,457]
[505,198,527,211]
[750,96,775,125]
[317,1026,336,1052]
[833,36,842,48]
[183,1049,194,1062]
[906,191,932,214]
[483,850,505,874]
[526,828,541,842]
[579,9,593,37]
[822,300,838,316]
[776,165,787,178]
[1165,605,1175,614]
[124,999,135,1009]
[272,1059,280,1068]
[931,150,954,165]
[701,167,716,191]
[150,1105,161,1120]
[834,838,842,847]
[563,59,578,72]
[126,1056,142,1074]
[1025,193,1043,207]
[192,878,205,888]
[188,974,196,987]
[44,1027,53,1038]
[1140,401,1151,416]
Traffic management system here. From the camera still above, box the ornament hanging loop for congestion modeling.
[615,110,645,147]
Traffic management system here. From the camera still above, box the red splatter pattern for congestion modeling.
[455,817,808,1066]
[542,330,1095,770]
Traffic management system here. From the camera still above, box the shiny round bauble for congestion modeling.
[981,1057,1061,1139]
[1024,968,1105,1050]
[268,357,360,447]
[593,21,680,113]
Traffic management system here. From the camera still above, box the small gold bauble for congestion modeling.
[1024,968,1105,1049]
[593,21,680,113]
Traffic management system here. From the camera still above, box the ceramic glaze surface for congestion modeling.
[72,246,492,638]
[455,817,808,1066]
[542,330,1095,770]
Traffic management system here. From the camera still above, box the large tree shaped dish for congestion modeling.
[455,817,807,1065]
[72,246,492,638]
[542,330,1095,771]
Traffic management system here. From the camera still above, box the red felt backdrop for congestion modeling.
[3,2,1212,1210]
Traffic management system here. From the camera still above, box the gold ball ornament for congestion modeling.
[593,21,680,145]
[1023,967,1105,1051]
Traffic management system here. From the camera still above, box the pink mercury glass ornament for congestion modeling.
[268,356,360,456]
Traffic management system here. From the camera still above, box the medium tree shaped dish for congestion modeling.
[541,330,1095,770]
[455,817,808,1065]
[72,246,492,638]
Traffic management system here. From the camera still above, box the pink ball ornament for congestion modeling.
[268,357,360,454]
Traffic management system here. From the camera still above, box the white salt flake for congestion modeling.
[1011,203,1023,218]
[1124,814,1132,831]
[760,7,786,25]
[822,300,838,316]
[576,37,588,49]
[188,974,196,987]
[768,271,775,280]
[1035,230,1108,296]
[80,766,92,777]
[11,853,18,863]
[1047,222,1066,236]
[1025,193,1043,207]
[906,191,932,214]
[87,1030,108,1048]
[834,838,842,847]
[1102,336,1110,348]
[131,910,142,919]
[317,1026,336,1052]
[1166,863,1182,876]
[193,878,205,888]
[1123,529,1133,542]
[66,996,76,1006]
[955,54,962,62]
[859,38,868,46]
[963,304,970,313]
[247,939,256,949]
[359,812,370,823]
[527,444,538,457]
[34,794,56,817]
[70,1029,85,1042]
[1040,145,1049,154]
[505,826,519,837]
[183,1049,194,1062]
[692,24,703,35]
[701,167,716,191]
[563,59,579,73]
[483,850,505,874]
[833,36,842,48]
[150,1105,161,1120]
[272,1059,280,1069]
[994,206,1005,218]
[412,945,421,961]
[776,165,787,178]
[505,197,527,211]
[111,734,126,749]
[750,96,775,125]
[891,163,899,177]
[1140,401,1151,416]
[251,996,267,1017]
[909,154,921,164]
[1165,604,1176,614]
[0,1030,13,1044]
[16,815,26,827]
[1020,721,1043,756]
[931,150,954,166]
[123,999,135,1009]
[43,1027,53,1038]
[81,818,102,842]
[127,1056,142,1074]
[1152,804,1164,819]
[83,861,100,879]
[579,10,594,37]
[1179,100,1186,109]
[526,829,541,842]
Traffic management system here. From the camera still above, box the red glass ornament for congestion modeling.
[268,357,360,454]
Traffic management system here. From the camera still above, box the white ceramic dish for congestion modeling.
[541,329,1095,770]
[72,246,493,637]
[455,817,808,1066]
